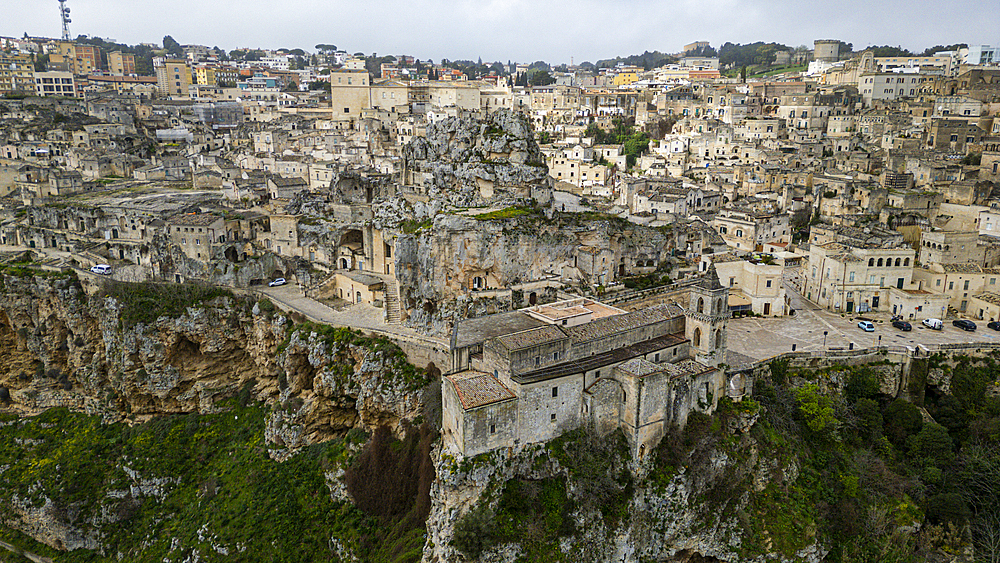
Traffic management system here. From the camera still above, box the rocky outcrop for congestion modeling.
[0,272,431,553]
[402,109,550,207]
[393,213,669,335]
[0,273,426,432]
[423,411,828,563]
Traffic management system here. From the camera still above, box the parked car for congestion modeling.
[858,321,875,332]
[922,318,943,330]
[892,320,912,331]
[953,319,977,331]
[90,264,112,275]
[988,321,1000,331]
[268,278,286,287]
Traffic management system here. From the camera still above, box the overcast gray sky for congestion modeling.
[4,0,998,64]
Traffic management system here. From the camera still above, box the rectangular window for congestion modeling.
[766,279,773,287]
[550,413,556,422]
[949,281,954,290]
[936,279,941,286]
[490,424,495,434]
[964,280,970,290]
[552,387,558,398]
[848,272,855,282]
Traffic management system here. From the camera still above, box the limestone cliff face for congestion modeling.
[393,213,671,335]
[0,274,423,433]
[423,412,829,563]
[0,273,428,553]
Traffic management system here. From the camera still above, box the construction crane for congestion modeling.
[58,0,71,41]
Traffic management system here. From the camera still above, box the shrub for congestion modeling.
[795,384,838,436]
[844,366,881,404]
[452,505,495,558]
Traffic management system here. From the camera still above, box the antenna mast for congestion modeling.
[58,0,71,41]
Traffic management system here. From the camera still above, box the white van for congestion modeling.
[922,318,943,330]
[90,264,112,275]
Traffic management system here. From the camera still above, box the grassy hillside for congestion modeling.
[0,400,434,563]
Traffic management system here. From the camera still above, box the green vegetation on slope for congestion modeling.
[453,428,633,560]
[0,403,433,562]
[737,355,1000,561]
[100,281,235,329]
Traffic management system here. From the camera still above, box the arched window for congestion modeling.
[715,330,723,349]
[877,258,883,267]
[895,258,901,267]
[698,297,705,313]
[693,327,702,347]
[904,257,910,266]
[868,258,875,267]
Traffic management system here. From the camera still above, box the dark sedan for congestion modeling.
[988,321,1000,331]
[892,320,912,331]
[953,319,977,331]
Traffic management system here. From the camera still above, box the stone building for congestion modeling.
[166,214,226,262]
[804,242,916,313]
[443,272,737,459]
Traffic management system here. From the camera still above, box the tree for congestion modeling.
[845,366,881,404]
[854,398,884,442]
[911,422,954,466]
[526,69,555,86]
[885,399,923,449]
[795,384,838,435]
[862,45,914,57]
[921,43,966,56]
[162,35,183,57]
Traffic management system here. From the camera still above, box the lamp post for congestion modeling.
[823,330,829,349]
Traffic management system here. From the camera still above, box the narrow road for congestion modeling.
[256,284,448,349]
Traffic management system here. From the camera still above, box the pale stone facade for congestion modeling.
[443,279,735,459]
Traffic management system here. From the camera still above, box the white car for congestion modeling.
[268,278,286,287]
[90,264,112,275]
[922,318,943,330]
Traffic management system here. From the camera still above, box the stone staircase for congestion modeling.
[384,278,402,324]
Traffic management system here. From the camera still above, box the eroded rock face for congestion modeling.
[393,214,669,336]
[402,109,550,207]
[0,274,429,553]
[423,413,829,563]
[0,275,424,433]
